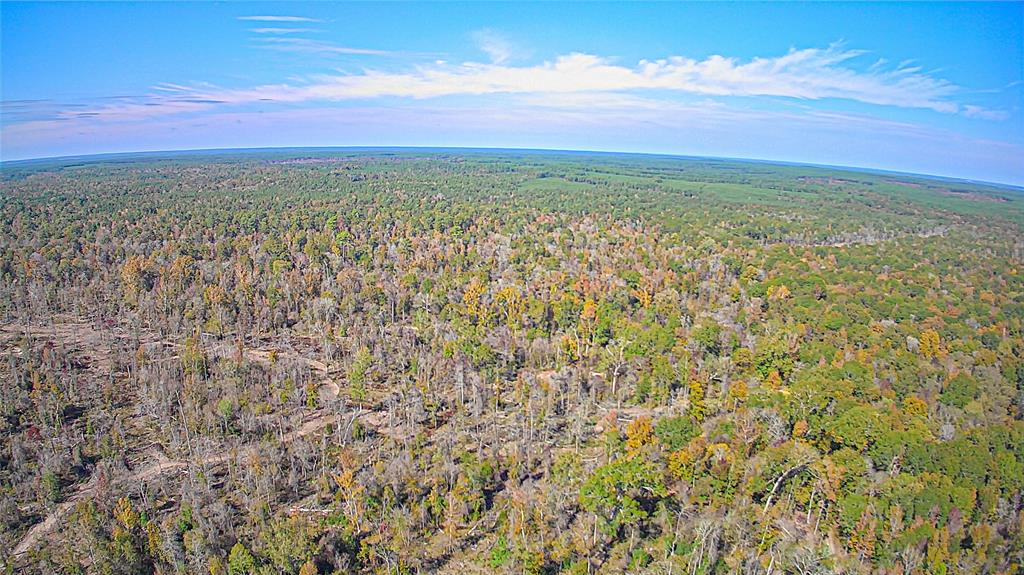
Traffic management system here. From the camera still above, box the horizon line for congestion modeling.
[3,144,1022,192]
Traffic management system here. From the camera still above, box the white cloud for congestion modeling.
[3,44,1008,127]
[472,29,516,65]
[237,16,322,23]
[962,105,1009,121]
[519,92,685,111]
[160,46,981,115]
[254,37,390,55]
[249,28,314,35]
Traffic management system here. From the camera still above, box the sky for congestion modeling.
[2,2,1022,185]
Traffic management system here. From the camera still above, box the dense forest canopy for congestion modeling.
[1,150,1022,574]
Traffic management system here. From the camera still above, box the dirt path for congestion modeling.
[0,316,169,374]
[1,317,342,398]
[1,317,335,377]
[3,318,358,561]
[10,409,377,559]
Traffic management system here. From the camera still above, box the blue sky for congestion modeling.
[2,2,1022,185]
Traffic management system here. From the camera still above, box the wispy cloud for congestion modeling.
[249,28,314,35]
[962,105,1009,121]
[3,44,1007,129]
[162,46,988,116]
[472,29,517,65]
[237,15,322,23]
[253,37,391,56]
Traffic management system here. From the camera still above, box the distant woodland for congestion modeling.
[1,151,1022,574]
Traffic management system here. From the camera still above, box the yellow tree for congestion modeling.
[631,277,654,309]
[920,329,941,360]
[581,298,597,324]
[625,416,655,452]
[204,284,228,335]
[766,284,791,301]
[579,297,598,356]
[902,396,928,417]
[495,285,526,329]
[462,278,488,322]
[121,255,153,303]
[688,379,706,422]
[927,526,950,573]
[728,380,748,410]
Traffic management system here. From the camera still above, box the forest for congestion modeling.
[0,149,1022,574]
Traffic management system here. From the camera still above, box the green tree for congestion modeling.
[228,542,257,575]
[654,416,700,451]
[579,457,667,536]
[939,373,979,408]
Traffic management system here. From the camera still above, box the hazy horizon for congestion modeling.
[6,144,1024,192]
[2,2,1022,185]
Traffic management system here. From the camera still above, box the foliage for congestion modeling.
[2,151,1022,575]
